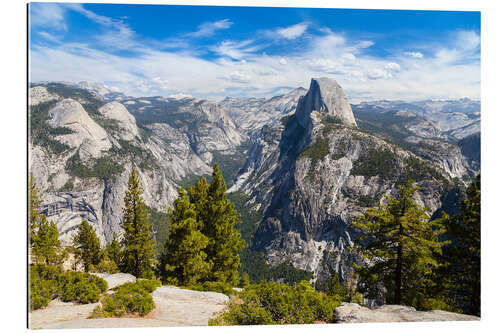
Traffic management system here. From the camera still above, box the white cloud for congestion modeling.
[404,51,424,58]
[69,4,138,50]
[456,30,480,51]
[29,16,480,102]
[357,41,374,48]
[29,3,68,30]
[341,53,356,62]
[367,68,392,80]
[211,40,262,60]
[37,31,61,44]
[151,77,170,90]
[226,71,252,84]
[187,19,233,38]
[276,23,308,40]
[168,93,192,99]
[385,62,401,71]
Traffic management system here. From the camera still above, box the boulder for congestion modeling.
[334,303,479,323]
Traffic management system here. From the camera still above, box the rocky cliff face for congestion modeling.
[295,78,357,128]
[352,106,478,180]
[47,99,113,159]
[29,83,244,245]
[29,80,480,282]
[220,87,307,134]
[231,78,455,282]
[353,99,480,140]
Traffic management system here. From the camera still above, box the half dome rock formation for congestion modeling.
[295,77,357,128]
[98,101,139,140]
[47,98,112,158]
[233,77,452,282]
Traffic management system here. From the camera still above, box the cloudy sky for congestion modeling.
[29,2,480,102]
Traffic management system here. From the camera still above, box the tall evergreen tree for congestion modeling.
[441,175,481,315]
[326,271,349,299]
[32,215,62,265]
[120,169,156,278]
[160,188,211,285]
[352,182,448,306]
[105,234,122,268]
[29,173,43,245]
[189,164,245,286]
[72,219,102,272]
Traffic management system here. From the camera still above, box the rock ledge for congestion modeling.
[334,303,479,323]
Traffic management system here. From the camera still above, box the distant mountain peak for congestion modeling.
[295,77,357,128]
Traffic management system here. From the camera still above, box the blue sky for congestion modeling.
[29,2,480,102]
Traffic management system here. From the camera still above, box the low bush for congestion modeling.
[91,280,161,318]
[189,281,236,296]
[29,265,108,310]
[135,279,162,293]
[209,280,341,325]
[58,271,108,304]
[94,255,119,274]
[29,265,61,310]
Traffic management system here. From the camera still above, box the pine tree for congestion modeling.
[352,182,448,306]
[240,272,250,288]
[326,271,349,300]
[441,174,481,315]
[191,164,246,286]
[32,215,62,265]
[29,173,43,245]
[120,169,156,278]
[160,188,211,285]
[72,219,102,272]
[105,234,122,269]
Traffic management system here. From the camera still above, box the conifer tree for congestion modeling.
[191,164,245,286]
[120,169,156,278]
[326,271,349,300]
[160,188,211,285]
[29,173,43,245]
[105,234,122,269]
[352,182,447,306]
[32,215,62,265]
[441,174,481,315]
[72,219,102,272]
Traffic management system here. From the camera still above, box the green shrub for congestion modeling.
[29,265,108,310]
[91,280,160,318]
[57,271,108,303]
[61,280,101,304]
[135,279,162,293]
[189,281,236,296]
[29,265,62,310]
[30,294,51,310]
[94,255,119,274]
[209,280,340,325]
